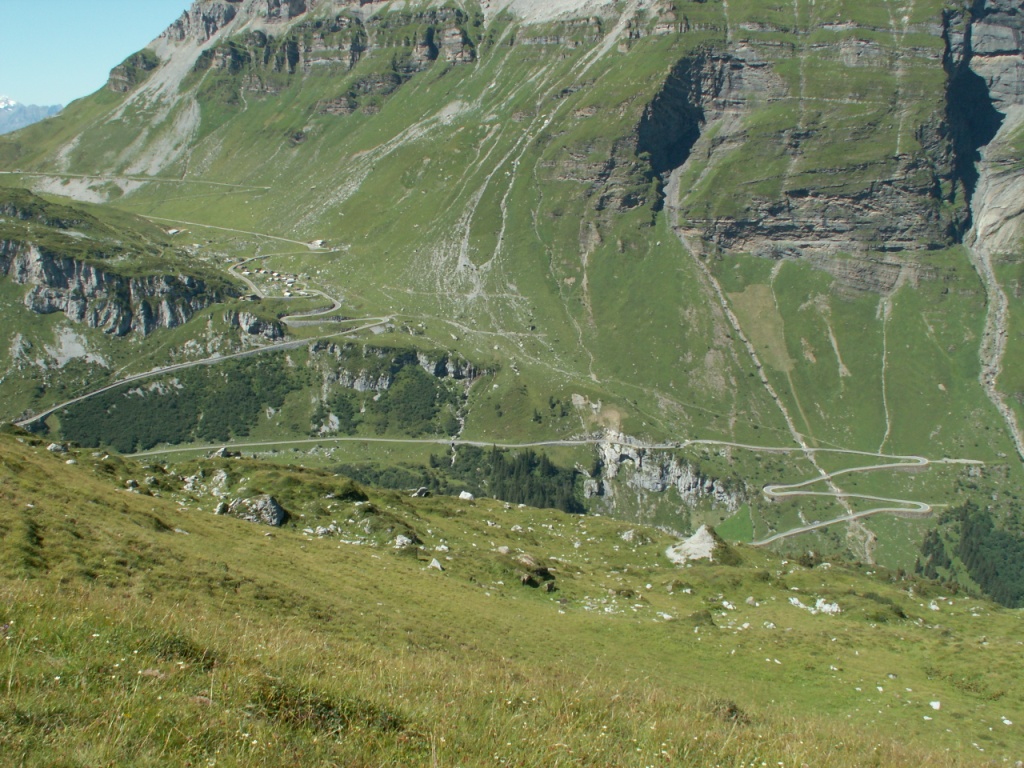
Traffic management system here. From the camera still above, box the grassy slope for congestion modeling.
[1,430,1023,765]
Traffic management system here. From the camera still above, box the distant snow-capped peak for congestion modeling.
[0,96,18,110]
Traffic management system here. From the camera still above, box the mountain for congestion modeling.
[1,427,1022,764]
[0,96,61,135]
[1,0,1024,596]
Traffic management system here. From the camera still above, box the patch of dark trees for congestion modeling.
[917,501,1024,608]
[336,445,584,515]
[60,357,298,453]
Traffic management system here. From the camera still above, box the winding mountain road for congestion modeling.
[227,254,344,322]
[12,217,358,429]
[752,452,979,545]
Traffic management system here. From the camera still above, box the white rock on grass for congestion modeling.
[665,525,717,565]
[789,596,842,616]
[227,495,288,526]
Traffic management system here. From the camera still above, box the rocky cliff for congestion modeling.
[309,340,482,393]
[187,6,478,113]
[224,309,285,340]
[107,51,161,93]
[666,44,956,285]
[952,0,1024,254]
[0,241,235,336]
[162,0,243,43]
[591,433,745,513]
[655,0,1022,291]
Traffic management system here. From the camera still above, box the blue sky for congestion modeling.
[0,1,193,106]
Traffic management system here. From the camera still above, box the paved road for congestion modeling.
[131,435,598,458]
[129,429,981,551]
[751,455,979,546]
[13,316,391,429]
[227,254,343,320]
[14,235,367,429]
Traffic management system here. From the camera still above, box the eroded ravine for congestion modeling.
[965,103,1024,461]
[966,233,1024,460]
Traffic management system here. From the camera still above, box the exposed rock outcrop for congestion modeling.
[968,0,1024,111]
[595,433,743,511]
[665,524,720,565]
[267,0,307,22]
[310,341,483,393]
[516,18,602,47]
[226,494,288,526]
[224,309,285,340]
[663,44,961,277]
[415,350,479,380]
[193,6,477,111]
[107,51,160,93]
[162,0,241,43]
[0,242,234,336]
[953,0,1024,253]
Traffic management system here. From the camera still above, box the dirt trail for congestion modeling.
[883,0,914,156]
[877,290,896,455]
[0,171,269,192]
[144,215,321,250]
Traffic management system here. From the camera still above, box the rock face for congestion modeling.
[311,341,483,393]
[665,43,958,284]
[191,6,477,115]
[224,309,285,340]
[967,0,1024,111]
[415,351,480,380]
[949,0,1024,254]
[595,433,743,512]
[162,0,241,43]
[227,494,288,526]
[638,49,784,179]
[267,0,307,22]
[107,51,160,93]
[0,242,234,336]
